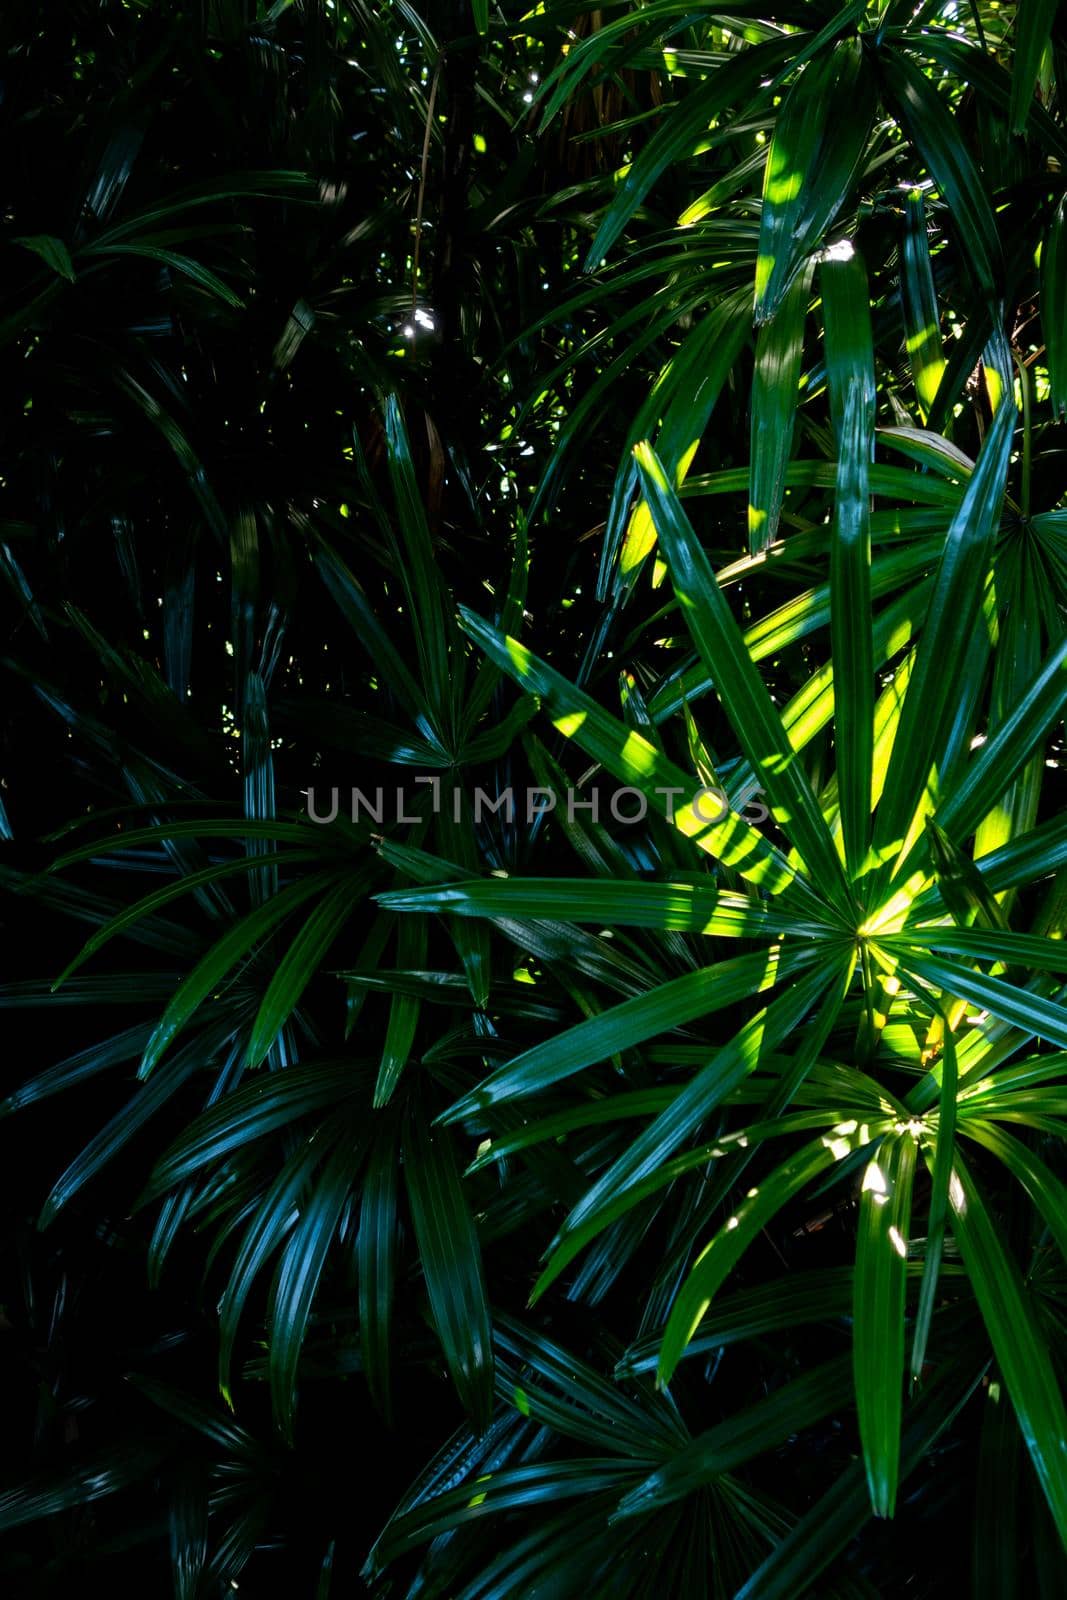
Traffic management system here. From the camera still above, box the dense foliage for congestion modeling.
[2,0,1067,1593]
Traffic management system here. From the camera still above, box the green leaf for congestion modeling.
[880,46,1003,304]
[39,1024,234,1227]
[404,1105,493,1429]
[652,559,934,738]
[457,608,811,906]
[142,1060,364,1198]
[823,250,875,878]
[900,928,1067,976]
[381,396,454,727]
[612,287,752,588]
[217,1128,329,1403]
[167,1462,208,1600]
[1011,0,1060,132]
[131,1369,260,1459]
[269,1122,366,1441]
[375,910,425,1106]
[937,633,1067,846]
[0,1444,166,1533]
[359,1119,399,1421]
[961,1119,1067,1262]
[466,1088,672,1174]
[246,872,366,1068]
[854,1130,917,1517]
[313,538,430,730]
[81,242,243,306]
[749,264,812,550]
[49,817,350,873]
[914,29,1067,165]
[88,172,316,246]
[14,234,75,281]
[871,400,1014,883]
[822,245,876,444]
[440,944,820,1123]
[367,1459,636,1568]
[613,1354,852,1517]
[754,35,873,319]
[537,956,855,1300]
[139,872,335,1078]
[1044,198,1067,419]
[378,876,808,936]
[495,1314,681,1458]
[911,1023,958,1383]
[877,425,976,481]
[925,818,1010,932]
[895,950,1067,1049]
[901,191,947,422]
[974,1380,1022,1600]
[634,441,853,914]
[584,36,797,267]
[434,794,491,1008]
[916,814,1067,909]
[1,1022,151,1116]
[734,1357,984,1600]
[657,1117,889,1385]
[947,1148,1067,1546]
[619,1261,967,1378]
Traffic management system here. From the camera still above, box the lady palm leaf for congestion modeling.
[5,0,1067,1592]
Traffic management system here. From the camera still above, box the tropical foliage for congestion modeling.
[2,0,1067,1593]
